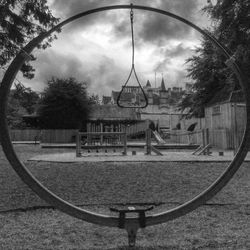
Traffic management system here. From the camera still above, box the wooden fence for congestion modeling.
[5,129,78,143]
[10,130,41,142]
[170,130,204,145]
[170,128,245,150]
[6,127,246,148]
[209,128,245,150]
[41,130,78,143]
[125,120,150,137]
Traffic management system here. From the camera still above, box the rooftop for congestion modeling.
[89,104,140,121]
[206,88,245,107]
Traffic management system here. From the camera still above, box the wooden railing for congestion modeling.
[125,120,150,137]
[169,129,204,145]
[76,132,127,157]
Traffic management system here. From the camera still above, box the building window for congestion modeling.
[212,105,221,115]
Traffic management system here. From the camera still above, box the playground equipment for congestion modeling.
[76,129,162,157]
[145,129,163,156]
[0,4,249,248]
[191,129,211,155]
[117,5,148,108]
[152,130,166,145]
[76,131,127,157]
[153,128,211,154]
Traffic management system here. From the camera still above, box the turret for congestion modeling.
[160,77,166,91]
[159,77,168,106]
[146,80,151,88]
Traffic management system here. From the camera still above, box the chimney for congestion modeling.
[147,89,153,105]
[160,89,168,106]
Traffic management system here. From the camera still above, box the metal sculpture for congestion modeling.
[0,4,249,247]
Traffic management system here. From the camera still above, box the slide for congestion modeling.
[152,131,166,145]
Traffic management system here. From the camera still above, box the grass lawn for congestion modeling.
[0,144,250,249]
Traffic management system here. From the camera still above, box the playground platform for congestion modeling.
[29,150,250,163]
[41,142,199,150]
[12,141,40,144]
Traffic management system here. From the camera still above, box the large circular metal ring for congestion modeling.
[0,4,250,228]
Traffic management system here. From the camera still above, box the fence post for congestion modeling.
[204,128,208,145]
[145,129,151,155]
[123,130,127,155]
[233,103,238,155]
[202,129,206,148]
[206,128,210,154]
[76,131,81,157]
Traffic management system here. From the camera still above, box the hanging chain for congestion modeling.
[130,4,135,67]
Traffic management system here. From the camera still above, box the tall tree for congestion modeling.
[0,0,59,78]
[37,77,90,129]
[7,91,27,128]
[6,83,39,128]
[204,0,250,75]
[180,0,250,117]
[180,36,230,117]
[12,82,39,114]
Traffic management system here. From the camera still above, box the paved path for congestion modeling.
[29,150,250,163]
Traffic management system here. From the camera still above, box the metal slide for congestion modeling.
[152,131,166,144]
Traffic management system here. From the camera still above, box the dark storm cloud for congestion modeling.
[137,0,199,45]
[51,0,109,17]
[161,43,194,58]
[33,51,85,84]
[154,43,193,72]
[39,0,208,93]
[175,69,189,83]
[51,0,154,18]
[50,0,107,33]
[50,0,126,32]
[31,49,126,95]
[90,55,127,94]
[51,0,202,43]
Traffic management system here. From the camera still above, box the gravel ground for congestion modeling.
[0,145,250,249]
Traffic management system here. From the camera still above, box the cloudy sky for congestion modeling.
[17,0,212,96]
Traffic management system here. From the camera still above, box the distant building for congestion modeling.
[101,77,186,130]
[102,96,112,105]
[87,104,140,133]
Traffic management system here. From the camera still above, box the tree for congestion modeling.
[88,93,100,105]
[179,0,250,117]
[6,82,39,128]
[180,36,230,117]
[37,77,90,129]
[0,0,59,78]
[12,82,39,114]
[7,91,27,128]
[204,0,250,75]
